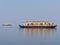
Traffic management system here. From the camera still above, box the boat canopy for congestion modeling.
[23,21,54,26]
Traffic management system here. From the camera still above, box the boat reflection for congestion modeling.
[22,28,57,36]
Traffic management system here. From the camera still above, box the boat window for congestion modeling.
[48,23,50,25]
[44,22,46,24]
[27,24,29,26]
[40,23,43,25]
[31,23,34,25]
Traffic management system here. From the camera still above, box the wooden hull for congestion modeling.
[19,25,57,28]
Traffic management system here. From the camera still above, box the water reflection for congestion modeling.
[20,28,57,37]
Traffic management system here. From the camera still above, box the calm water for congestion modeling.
[0,0,60,45]
[0,25,59,45]
[0,15,60,45]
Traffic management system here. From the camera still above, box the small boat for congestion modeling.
[19,21,57,28]
[2,23,12,26]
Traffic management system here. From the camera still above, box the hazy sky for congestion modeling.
[0,0,60,24]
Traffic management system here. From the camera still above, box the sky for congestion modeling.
[0,0,60,24]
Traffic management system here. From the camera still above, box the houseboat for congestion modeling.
[19,21,57,28]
